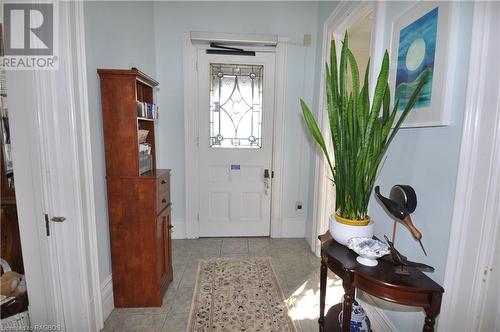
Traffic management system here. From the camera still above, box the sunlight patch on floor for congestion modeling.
[287,277,344,320]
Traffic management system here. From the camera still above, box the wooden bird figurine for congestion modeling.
[374,186,427,256]
[383,235,434,276]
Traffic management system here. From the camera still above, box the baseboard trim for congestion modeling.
[358,293,397,332]
[281,219,305,238]
[100,274,114,321]
[169,218,305,239]
[172,218,186,239]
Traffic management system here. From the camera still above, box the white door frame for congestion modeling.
[310,2,375,256]
[6,2,103,330]
[438,2,500,330]
[183,32,287,238]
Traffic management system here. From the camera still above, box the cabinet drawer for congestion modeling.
[157,171,170,195]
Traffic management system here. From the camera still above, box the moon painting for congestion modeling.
[395,7,438,111]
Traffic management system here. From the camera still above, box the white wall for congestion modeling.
[84,2,157,282]
[152,1,321,238]
[366,2,474,330]
[83,1,326,283]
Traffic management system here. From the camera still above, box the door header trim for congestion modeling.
[190,31,278,47]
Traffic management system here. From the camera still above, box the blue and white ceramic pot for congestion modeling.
[338,300,371,332]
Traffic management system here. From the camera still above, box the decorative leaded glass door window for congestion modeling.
[209,63,263,148]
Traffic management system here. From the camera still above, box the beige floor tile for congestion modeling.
[161,312,190,332]
[220,252,251,258]
[170,287,194,314]
[178,266,198,288]
[102,237,339,332]
[221,238,249,254]
[101,312,167,332]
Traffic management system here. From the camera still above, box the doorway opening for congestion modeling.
[197,51,276,237]
[183,32,287,239]
[0,45,30,327]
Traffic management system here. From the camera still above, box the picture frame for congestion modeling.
[389,2,458,127]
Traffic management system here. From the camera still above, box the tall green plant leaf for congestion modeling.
[300,99,334,176]
[300,33,426,221]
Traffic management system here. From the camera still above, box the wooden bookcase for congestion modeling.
[98,68,172,307]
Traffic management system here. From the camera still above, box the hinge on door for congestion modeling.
[271,171,274,178]
[44,214,50,236]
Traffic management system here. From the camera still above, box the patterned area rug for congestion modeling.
[187,257,297,332]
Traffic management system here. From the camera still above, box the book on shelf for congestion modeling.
[136,101,159,120]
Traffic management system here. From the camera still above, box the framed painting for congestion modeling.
[389,2,458,127]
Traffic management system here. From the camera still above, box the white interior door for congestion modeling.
[198,50,275,237]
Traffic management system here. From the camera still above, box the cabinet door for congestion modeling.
[156,207,171,290]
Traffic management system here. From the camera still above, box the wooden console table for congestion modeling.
[318,232,444,332]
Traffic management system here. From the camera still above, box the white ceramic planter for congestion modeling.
[329,215,374,246]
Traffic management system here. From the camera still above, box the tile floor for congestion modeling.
[102,238,344,332]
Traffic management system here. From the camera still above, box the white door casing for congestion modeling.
[183,33,287,239]
[197,51,276,237]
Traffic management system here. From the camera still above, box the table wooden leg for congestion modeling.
[423,292,442,332]
[341,270,354,332]
[318,257,327,332]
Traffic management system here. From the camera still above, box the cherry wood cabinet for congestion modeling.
[98,68,172,307]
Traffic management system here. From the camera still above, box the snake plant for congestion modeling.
[301,33,428,222]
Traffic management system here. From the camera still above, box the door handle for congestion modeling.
[51,216,66,222]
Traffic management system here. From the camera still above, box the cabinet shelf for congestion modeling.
[137,117,155,122]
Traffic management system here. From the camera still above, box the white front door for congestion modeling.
[197,50,276,237]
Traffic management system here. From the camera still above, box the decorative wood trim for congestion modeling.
[439,3,500,330]
[97,68,159,87]
[72,3,104,329]
[183,32,200,239]
[270,38,288,238]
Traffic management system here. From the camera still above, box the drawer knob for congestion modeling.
[162,198,167,203]
[161,180,166,184]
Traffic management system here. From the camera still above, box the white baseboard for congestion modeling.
[169,218,305,239]
[100,274,114,321]
[172,218,186,239]
[281,218,306,238]
[358,293,397,332]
